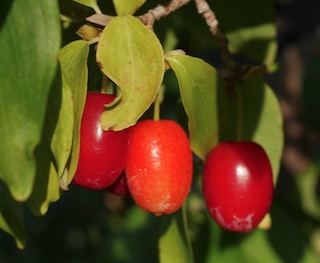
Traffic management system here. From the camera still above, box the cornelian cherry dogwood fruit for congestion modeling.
[106,172,130,197]
[72,92,130,190]
[126,120,193,215]
[203,141,274,232]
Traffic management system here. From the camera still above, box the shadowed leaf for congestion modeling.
[55,40,89,185]
[0,183,26,249]
[218,78,283,181]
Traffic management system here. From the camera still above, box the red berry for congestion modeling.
[106,173,130,197]
[126,120,193,215]
[203,141,274,232]
[72,92,130,190]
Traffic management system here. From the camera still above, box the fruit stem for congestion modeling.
[101,74,108,94]
[235,86,243,141]
[182,203,195,263]
[153,93,161,121]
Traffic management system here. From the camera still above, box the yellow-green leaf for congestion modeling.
[51,77,74,178]
[27,162,61,216]
[113,0,146,15]
[166,54,218,160]
[96,15,164,131]
[54,40,89,185]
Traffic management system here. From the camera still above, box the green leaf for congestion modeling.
[226,25,277,68]
[175,0,277,67]
[295,164,320,220]
[264,203,319,263]
[218,78,283,182]
[113,0,146,15]
[159,209,193,263]
[0,183,26,249]
[213,0,277,66]
[28,72,63,216]
[28,162,61,216]
[51,74,74,179]
[198,204,319,263]
[73,0,101,13]
[96,15,164,131]
[166,54,219,160]
[55,40,89,185]
[0,0,61,201]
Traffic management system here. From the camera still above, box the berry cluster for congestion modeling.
[72,92,274,231]
[72,92,193,215]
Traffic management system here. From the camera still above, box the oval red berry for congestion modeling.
[126,120,193,215]
[106,173,130,197]
[203,141,274,232]
[72,92,130,190]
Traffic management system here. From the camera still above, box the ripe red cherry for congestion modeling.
[72,92,130,190]
[106,173,130,197]
[126,120,193,215]
[203,141,274,232]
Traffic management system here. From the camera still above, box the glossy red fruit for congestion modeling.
[126,120,193,215]
[106,173,130,197]
[72,92,130,190]
[203,141,274,232]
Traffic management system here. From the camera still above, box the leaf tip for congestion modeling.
[59,169,69,191]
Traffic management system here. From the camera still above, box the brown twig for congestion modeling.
[139,0,191,29]
[194,0,218,34]
[194,0,230,66]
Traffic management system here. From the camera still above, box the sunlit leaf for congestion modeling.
[76,24,100,41]
[113,0,146,15]
[0,184,26,249]
[166,54,218,160]
[73,0,101,13]
[0,0,60,201]
[218,78,283,182]
[159,209,193,263]
[96,15,164,131]
[56,40,89,185]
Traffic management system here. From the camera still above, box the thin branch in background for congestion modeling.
[194,0,218,34]
[194,0,231,66]
[139,0,191,29]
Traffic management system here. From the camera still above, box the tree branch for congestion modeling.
[139,0,191,29]
[194,0,218,34]
[194,0,230,66]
